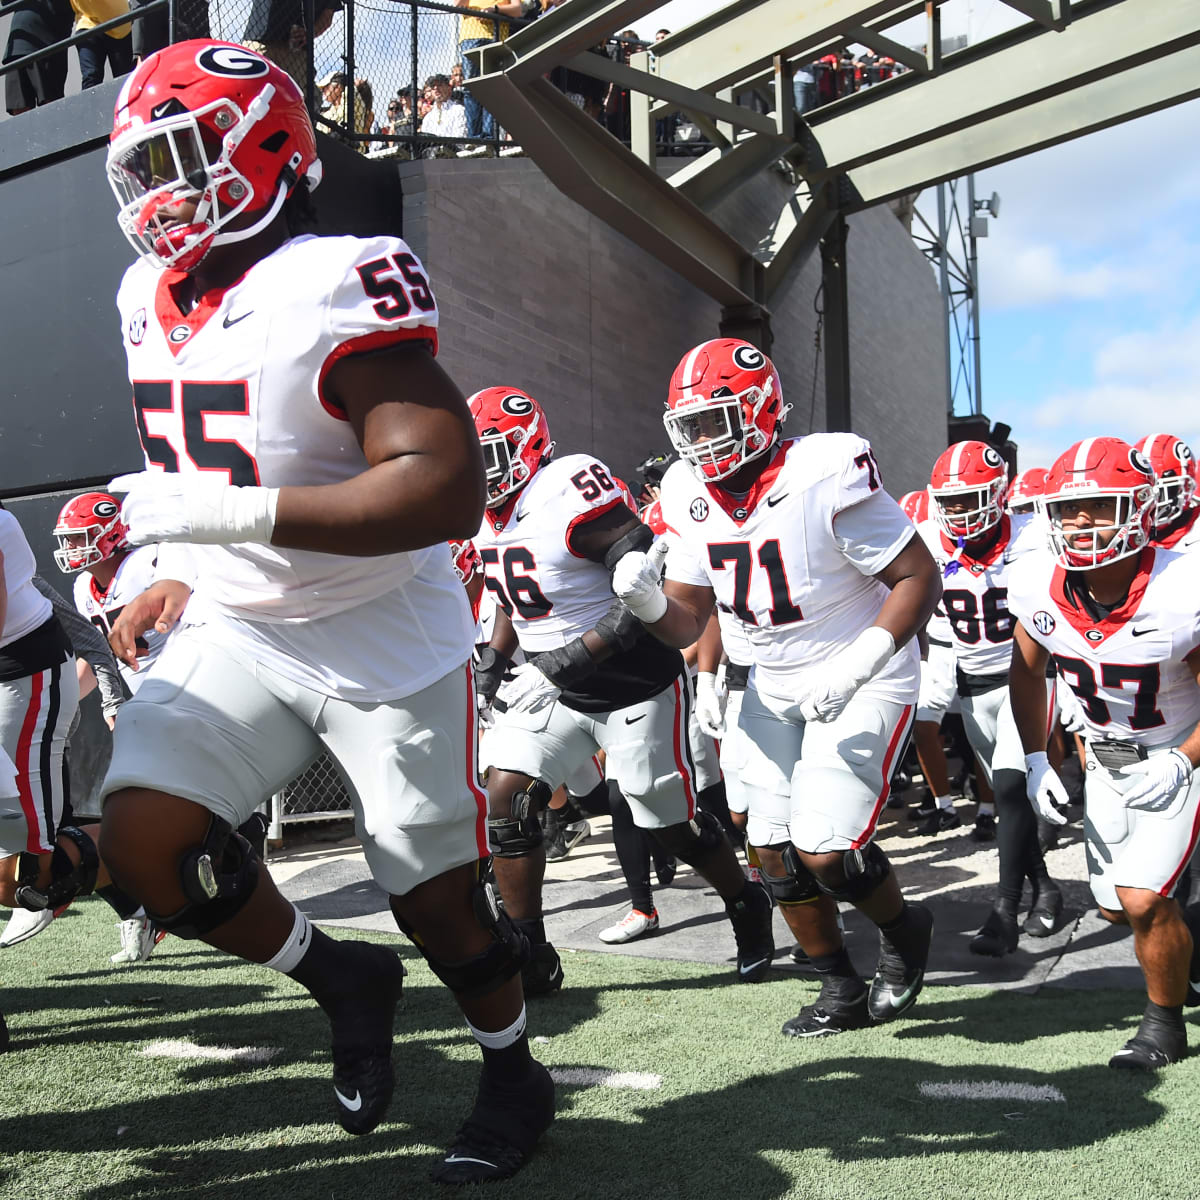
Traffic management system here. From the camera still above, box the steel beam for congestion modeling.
[762,184,839,303]
[803,0,1200,175]
[842,25,929,74]
[997,0,1067,30]
[466,71,760,306]
[843,42,1200,207]
[669,132,793,211]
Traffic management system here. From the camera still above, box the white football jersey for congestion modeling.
[1155,505,1200,553]
[116,234,474,700]
[72,546,165,692]
[659,435,919,707]
[0,510,51,648]
[474,454,625,653]
[1009,547,1200,749]
[917,513,1040,677]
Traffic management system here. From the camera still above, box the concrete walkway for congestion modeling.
[272,795,1145,994]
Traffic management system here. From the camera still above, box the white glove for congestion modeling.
[496,662,560,716]
[109,472,279,546]
[1024,751,1069,826]
[1122,749,1194,814]
[797,626,896,723]
[1057,685,1086,735]
[611,538,671,624]
[694,669,728,739]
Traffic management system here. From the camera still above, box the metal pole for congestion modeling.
[819,212,851,433]
[346,0,356,140]
[411,1,420,146]
[967,172,983,417]
[304,0,316,116]
[936,182,953,416]
[167,0,175,45]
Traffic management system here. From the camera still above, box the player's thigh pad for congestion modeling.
[316,661,489,896]
[1083,747,1200,910]
[916,643,957,724]
[958,684,1006,784]
[736,686,800,847]
[563,755,604,798]
[788,691,913,853]
[0,660,79,855]
[479,696,595,793]
[102,628,322,830]
[722,689,749,815]
[594,675,698,830]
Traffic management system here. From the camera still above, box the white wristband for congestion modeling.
[216,485,279,543]
[846,625,896,684]
[626,588,668,624]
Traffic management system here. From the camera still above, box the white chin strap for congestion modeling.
[211,177,289,247]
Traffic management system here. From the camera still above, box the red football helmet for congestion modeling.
[54,493,128,574]
[929,441,1008,540]
[1007,467,1048,514]
[613,477,637,513]
[1134,433,1197,528]
[106,40,322,272]
[468,387,554,508]
[641,498,667,536]
[664,340,787,482]
[1042,437,1156,569]
[898,489,930,524]
[449,539,480,585]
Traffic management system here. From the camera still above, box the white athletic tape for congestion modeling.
[919,1080,1065,1103]
[550,1067,662,1090]
[141,1039,280,1064]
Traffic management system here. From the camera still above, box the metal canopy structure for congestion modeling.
[466,0,1200,425]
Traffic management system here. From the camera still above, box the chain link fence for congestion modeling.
[269,751,354,835]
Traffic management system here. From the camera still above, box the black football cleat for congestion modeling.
[1184,904,1200,1006]
[917,808,961,836]
[1023,883,1064,938]
[970,909,1019,957]
[430,1060,555,1185]
[1109,1020,1187,1071]
[971,812,997,843]
[522,940,564,996]
[726,881,775,982]
[782,977,870,1037]
[907,795,937,822]
[868,902,934,1023]
[328,944,406,1135]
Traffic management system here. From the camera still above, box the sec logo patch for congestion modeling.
[129,308,147,345]
[1032,610,1056,635]
[689,498,709,522]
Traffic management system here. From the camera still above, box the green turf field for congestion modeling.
[2,897,1196,1200]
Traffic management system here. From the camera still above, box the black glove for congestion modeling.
[474,647,512,707]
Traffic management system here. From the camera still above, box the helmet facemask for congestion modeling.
[1152,472,1196,528]
[932,477,1006,540]
[665,380,778,482]
[1042,488,1153,570]
[53,517,122,574]
[479,421,549,508]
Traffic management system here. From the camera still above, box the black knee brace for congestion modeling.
[396,866,531,998]
[762,844,822,907]
[488,780,552,858]
[667,809,727,869]
[14,825,99,912]
[146,816,259,939]
[814,842,891,904]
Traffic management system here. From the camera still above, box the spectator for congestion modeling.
[382,91,415,138]
[449,61,465,103]
[318,70,367,147]
[70,0,132,88]
[456,0,523,142]
[128,0,207,63]
[356,75,376,141]
[242,0,341,88]
[603,28,640,141]
[420,73,468,150]
[3,0,72,115]
[792,61,816,115]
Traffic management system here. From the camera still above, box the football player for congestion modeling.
[470,385,773,987]
[1006,468,1048,516]
[614,339,941,1037]
[1007,437,1200,1069]
[95,42,550,1182]
[921,443,1064,953]
[899,488,968,835]
[1134,434,1200,551]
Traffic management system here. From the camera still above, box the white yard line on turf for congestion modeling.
[919,1081,1065,1103]
[550,1068,662,1090]
[141,1040,280,1064]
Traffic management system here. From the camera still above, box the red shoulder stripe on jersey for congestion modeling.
[704,440,789,525]
[939,514,1011,568]
[316,327,440,421]
[1049,546,1156,642]
[1157,506,1200,549]
[565,497,627,559]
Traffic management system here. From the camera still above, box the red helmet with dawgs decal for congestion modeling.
[1042,437,1156,569]
[898,489,930,524]
[929,441,1009,540]
[107,40,322,272]
[1133,434,1197,527]
[449,539,481,584]
[468,387,554,508]
[664,340,788,482]
[1007,467,1048,514]
[54,493,129,573]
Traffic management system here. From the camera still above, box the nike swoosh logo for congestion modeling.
[548,963,562,982]
[766,493,789,507]
[881,978,920,1010]
[444,1155,500,1168]
[625,714,646,724]
[1131,627,1157,637]
[222,311,253,328]
[334,1087,363,1112]
[298,925,307,947]
[1037,915,1054,929]
[739,957,769,976]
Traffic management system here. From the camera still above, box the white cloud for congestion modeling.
[986,243,1157,308]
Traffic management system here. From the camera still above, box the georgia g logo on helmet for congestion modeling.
[1129,447,1153,477]
[731,345,765,371]
[500,393,535,417]
[195,45,270,77]
[982,446,1003,468]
